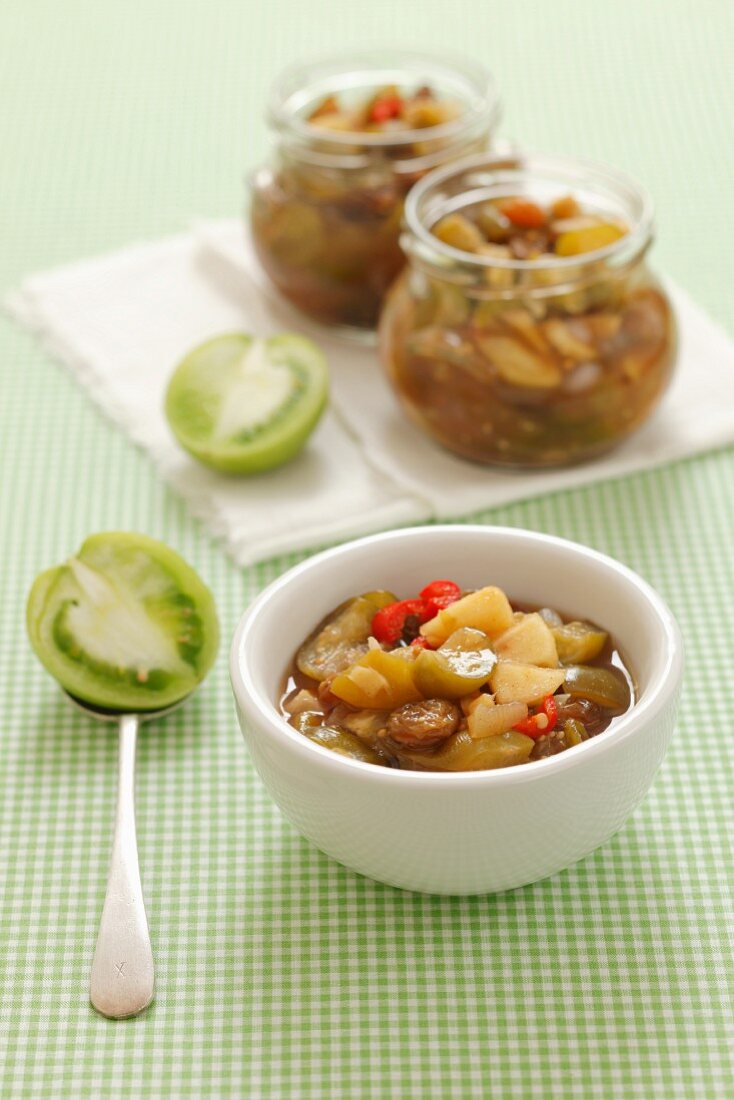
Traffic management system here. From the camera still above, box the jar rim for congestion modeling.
[403,150,655,272]
[266,48,501,152]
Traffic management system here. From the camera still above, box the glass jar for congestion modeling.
[249,51,500,338]
[378,152,677,467]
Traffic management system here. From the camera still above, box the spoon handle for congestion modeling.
[90,713,154,1018]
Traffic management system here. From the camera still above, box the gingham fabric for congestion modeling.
[1,1,733,1097]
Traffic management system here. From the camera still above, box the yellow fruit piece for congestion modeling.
[331,648,422,709]
[489,662,566,705]
[494,613,559,668]
[420,586,515,646]
[551,194,581,220]
[555,223,625,257]
[432,213,485,254]
[403,98,460,128]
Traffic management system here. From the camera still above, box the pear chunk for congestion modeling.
[420,586,514,646]
[490,662,566,706]
[494,613,559,668]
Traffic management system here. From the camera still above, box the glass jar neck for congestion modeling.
[402,152,655,294]
[266,49,500,174]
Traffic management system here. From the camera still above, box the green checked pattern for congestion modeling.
[1,1,733,1096]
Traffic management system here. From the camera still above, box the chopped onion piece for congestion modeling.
[467,698,528,739]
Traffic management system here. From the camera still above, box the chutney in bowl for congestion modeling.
[231,526,682,894]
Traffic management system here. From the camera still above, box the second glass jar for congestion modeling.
[378,152,677,467]
[249,51,500,336]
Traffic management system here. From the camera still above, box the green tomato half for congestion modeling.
[26,532,219,711]
[164,332,329,474]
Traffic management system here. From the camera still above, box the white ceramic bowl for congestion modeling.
[230,526,683,895]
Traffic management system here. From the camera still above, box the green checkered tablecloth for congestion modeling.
[2,1,733,1096]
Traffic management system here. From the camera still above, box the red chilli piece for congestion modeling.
[513,694,559,739]
[420,580,462,617]
[541,694,558,729]
[420,580,462,602]
[409,636,435,650]
[371,598,430,646]
[498,198,547,229]
[369,94,403,123]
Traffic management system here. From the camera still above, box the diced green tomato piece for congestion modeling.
[562,665,632,711]
[406,729,534,771]
[555,223,625,257]
[26,532,219,711]
[475,203,511,242]
[421,586,514,646]
[427,282,471,326]
[259,200,323,265]
[296,591,396,681]
[330,649,422,709]
[552,621,608,664]
[413,627,496,699]
[305,725,384,765]
[562,718,588,746]
[165,332,329,474]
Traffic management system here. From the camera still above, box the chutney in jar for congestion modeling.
[379,153,677,465]
[250,52,500,335]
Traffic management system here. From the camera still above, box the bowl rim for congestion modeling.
[230,525,683,788]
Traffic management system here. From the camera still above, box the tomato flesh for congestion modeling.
[165,332,328,475]
[26,532,219,711]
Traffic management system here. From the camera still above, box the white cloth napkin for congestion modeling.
[8,220,734,565]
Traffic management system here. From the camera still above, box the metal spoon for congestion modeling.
[65,692,189,1019]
